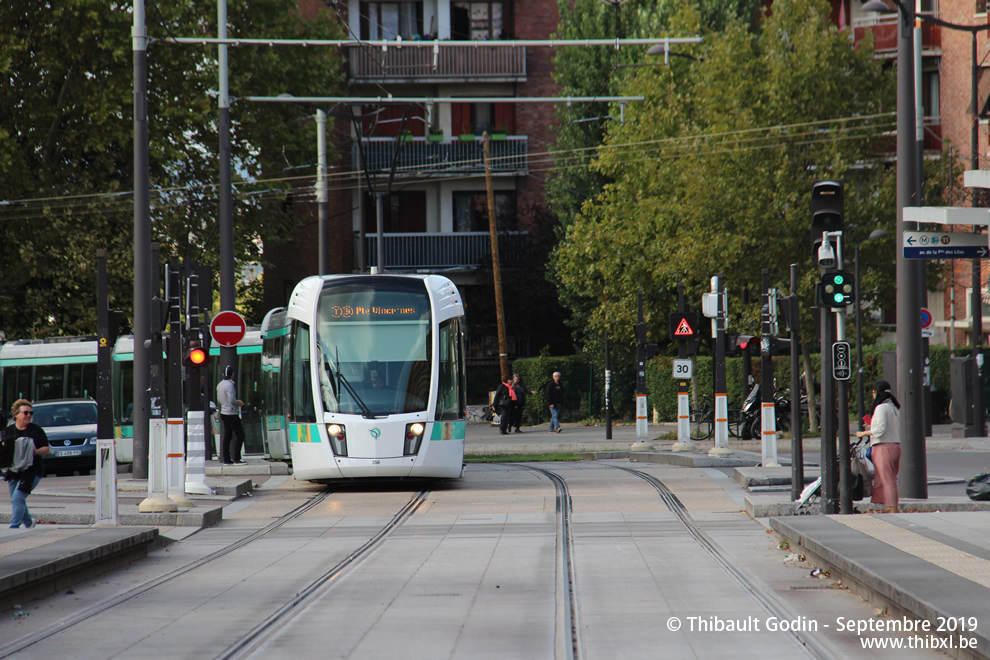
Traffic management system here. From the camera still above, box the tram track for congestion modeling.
[0,487,431,659]
[218,487,430,660]
[608,464,842,660]
[510,464,580,660]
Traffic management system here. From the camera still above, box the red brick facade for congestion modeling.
[263,1,563,312]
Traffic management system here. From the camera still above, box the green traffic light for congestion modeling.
[833,293,843,303]
[833,275,844,285]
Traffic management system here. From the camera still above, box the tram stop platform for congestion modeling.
[0,457,288,608]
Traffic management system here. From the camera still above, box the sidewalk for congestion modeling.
[3,425,990,656]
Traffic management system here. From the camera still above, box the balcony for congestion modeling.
[853,13,941,55]
[354,137,528,177]
[359,231,529,270]
[348,44,527,83]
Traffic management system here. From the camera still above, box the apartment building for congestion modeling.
[846,0,989,349]
[264,0,567,362]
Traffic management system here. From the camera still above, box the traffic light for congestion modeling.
[811,180,843,260]
[185,344,208,367]
[819,270,855,308]
[725,333,755,355]
[635,322,657,359]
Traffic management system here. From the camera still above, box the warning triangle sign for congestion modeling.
[674,318,694,337]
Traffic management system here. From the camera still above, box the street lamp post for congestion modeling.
[855,229,889,431]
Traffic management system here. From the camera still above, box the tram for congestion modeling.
[261,274,466,480]
[0,332,266,462]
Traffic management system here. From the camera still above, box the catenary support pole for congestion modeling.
[218,0,235,371]
[894,1,927,499]
[132,0,150,481]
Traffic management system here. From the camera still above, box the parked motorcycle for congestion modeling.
[743,384,792,440]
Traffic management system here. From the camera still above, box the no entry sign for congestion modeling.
[210,310,247,347]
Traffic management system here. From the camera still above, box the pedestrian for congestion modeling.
[511,374,536,433]
[494,376,515,435]
[3,399,51,529]
[855,380,901,513]
[217,365,246,465]
[545,371,563,433]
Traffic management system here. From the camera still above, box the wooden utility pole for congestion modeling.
[483,133,509,381]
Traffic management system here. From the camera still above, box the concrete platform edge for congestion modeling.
[769,517,990,658]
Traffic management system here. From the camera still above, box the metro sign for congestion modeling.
[903,231,989,260]
[210,310,247,347]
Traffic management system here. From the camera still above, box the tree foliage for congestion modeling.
[546,0,761,230]
[551,0,913,361]
[0,0,345,339]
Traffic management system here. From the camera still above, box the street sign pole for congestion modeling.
[672,282,695,452]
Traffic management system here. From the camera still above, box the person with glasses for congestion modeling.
[3,399,50,528]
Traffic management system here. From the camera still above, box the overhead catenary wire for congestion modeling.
[0,113,898,218]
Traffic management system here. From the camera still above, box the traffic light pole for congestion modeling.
[632,291,654,449]
[672,282,695,452]
[788,264,804,502]
[711,276,731,456]
[819,292,838,515]
[760,269,779,467]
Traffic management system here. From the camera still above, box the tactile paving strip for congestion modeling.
[833,516,990,589]
[0,529,91,557]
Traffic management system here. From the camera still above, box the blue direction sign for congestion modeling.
[903,231,989,260]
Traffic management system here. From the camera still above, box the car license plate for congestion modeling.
[57,449,82,456]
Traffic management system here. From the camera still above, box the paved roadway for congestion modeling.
[0,419,987,658]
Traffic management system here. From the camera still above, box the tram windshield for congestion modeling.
[316,279,432,416]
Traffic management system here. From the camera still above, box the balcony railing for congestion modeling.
[348,44,526,83]
[853,14,941,54]
[358,231,529,270]
[354,137,528,176]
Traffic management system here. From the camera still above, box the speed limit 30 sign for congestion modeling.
[672,359,693,379]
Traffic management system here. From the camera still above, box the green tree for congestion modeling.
[0,0,345,338]
[551,0,907,364]
[546,0,760,231]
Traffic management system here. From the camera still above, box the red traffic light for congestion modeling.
[186,347,208,366]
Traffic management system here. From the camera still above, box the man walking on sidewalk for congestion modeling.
[217,365,246,465]
[546,371,563,433]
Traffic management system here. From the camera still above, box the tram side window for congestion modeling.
[291,323,316,423]
[435,318,465,421]
[35,365,64,401]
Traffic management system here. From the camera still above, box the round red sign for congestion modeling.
[210,310,247,347]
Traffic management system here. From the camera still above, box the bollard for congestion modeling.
[139,418,178,512]
[94,438,118,527]
[167,418,192,506]
[185,410,213,495]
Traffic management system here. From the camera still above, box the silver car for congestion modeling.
[31,399,98,476]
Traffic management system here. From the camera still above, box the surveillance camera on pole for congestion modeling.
[817,234,837,270]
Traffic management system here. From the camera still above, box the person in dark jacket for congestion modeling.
[4,399,50,529]
[545,371,563,433]
[511,374,536,433]
[494,377,515,435]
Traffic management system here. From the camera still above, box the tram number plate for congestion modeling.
[57,449,82,456]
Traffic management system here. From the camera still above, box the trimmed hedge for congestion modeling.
[495,343,973,424]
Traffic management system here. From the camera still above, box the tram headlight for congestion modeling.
[404,422,425,456]
[326,423,347,457]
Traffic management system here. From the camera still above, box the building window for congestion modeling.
[451,2,504,40]
[979,0,988,15]
[363,191,427,233]
[362,2,423,41]
[453,191,516,232]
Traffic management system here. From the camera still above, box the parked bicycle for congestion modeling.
[689,394,746,441]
